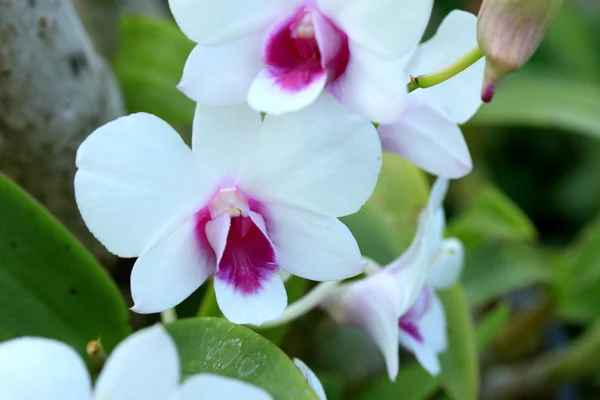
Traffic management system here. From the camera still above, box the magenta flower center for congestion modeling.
[195,188,278,295]
[398,287,433,344]
[264,6,350,91]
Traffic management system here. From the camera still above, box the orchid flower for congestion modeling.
[323,178,464,380]
[378,11,486,179]
[0,325,273,400]
[74,95,382,326]
[294,358,327,400]
[169,0,433,123]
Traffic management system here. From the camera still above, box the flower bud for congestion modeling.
[477,0,563,102]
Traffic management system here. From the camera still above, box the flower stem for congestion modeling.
[407,46,484,93]
[160,308,178,324]
[259,281,340,329]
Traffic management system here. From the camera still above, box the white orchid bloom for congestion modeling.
[0,325,273,400]
[378,11,486,178]
[323,178,464,379]
[75,96,381,326]
[169,0,433,122]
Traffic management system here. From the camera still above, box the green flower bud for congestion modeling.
[477,0,562,101]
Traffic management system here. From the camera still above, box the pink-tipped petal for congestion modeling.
[178,37,264,105]
[378,99,473,179]
[248,67,328,115]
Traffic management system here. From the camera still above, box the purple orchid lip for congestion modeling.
[194,187,278,296]
[263,5,350,93]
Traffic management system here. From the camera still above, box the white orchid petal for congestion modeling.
[94,325,179,399]
[75,113,214,258]
[242,93,381,217]
[215,271,287,326]
[179,37,264,105]
[178,374,273,400]
[427,238,464,289]
[378,99,472,179]
[265,203,364,281]
[329,42,409,123]
[0,338,92,400]
[130,216,215,313]
[407,10,485,124]
[324,271,402,380]
[192,103,263,182]
[317,0,433,58]
[168,0,297,45]
[293,359,327,400]
[205,213,232,267]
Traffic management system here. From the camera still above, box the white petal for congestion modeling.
[178,36,264,105]
[94,325,180,399]
[192,103,263,182]
[406,10,485,124]
[329,42,410,123]
[168,0,297,45]
[215,271,287,325]
[131,216,215,313]
[324,271,402,380]
[265,203,364,281]
[242,93,382,217]
[399,292,447,376]
[178,374,273,400]
[293,359,327,400]
[317,0,433,58]
[378,98,472,178]
[247,68,328,115]
[205,213,232,266]
[427,238,464,289]
[75,113,215,257]
[0,338,91,400]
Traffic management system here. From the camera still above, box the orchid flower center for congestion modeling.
[196,188,278,296]
[398,286,433,343]
[263,6,350,91]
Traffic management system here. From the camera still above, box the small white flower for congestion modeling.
[323,178,464,379]
[75,95,381,325]
[378,11,486,178]
[169,0,433,122]
[0,325,273,400]
[294,358,327,400]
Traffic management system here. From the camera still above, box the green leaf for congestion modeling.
[354,363,439,400]
[438,284,479,400]
[113,17,195,126]
[0,174,129,357]
[343,154,429,265]
[462,243,553,308]
[471,75,600,140]
[476,303,511,350]
[167,318,318,400]
[447,185,536,247]
[556,216,600,323]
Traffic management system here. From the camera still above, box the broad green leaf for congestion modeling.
[438,284,479,400]
[476,303,511,350]
[167,318,318,400]
[0,174,129,356]
[447,185,536,247]
[113,17,195,126]
[556,216,600,323]
[354,363,438,400]
[343,154,429,265]
[471,75,600,140]
[462,243,553,308]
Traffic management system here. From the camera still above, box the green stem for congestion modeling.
[407,46,484,93]
[160,308,178,324]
